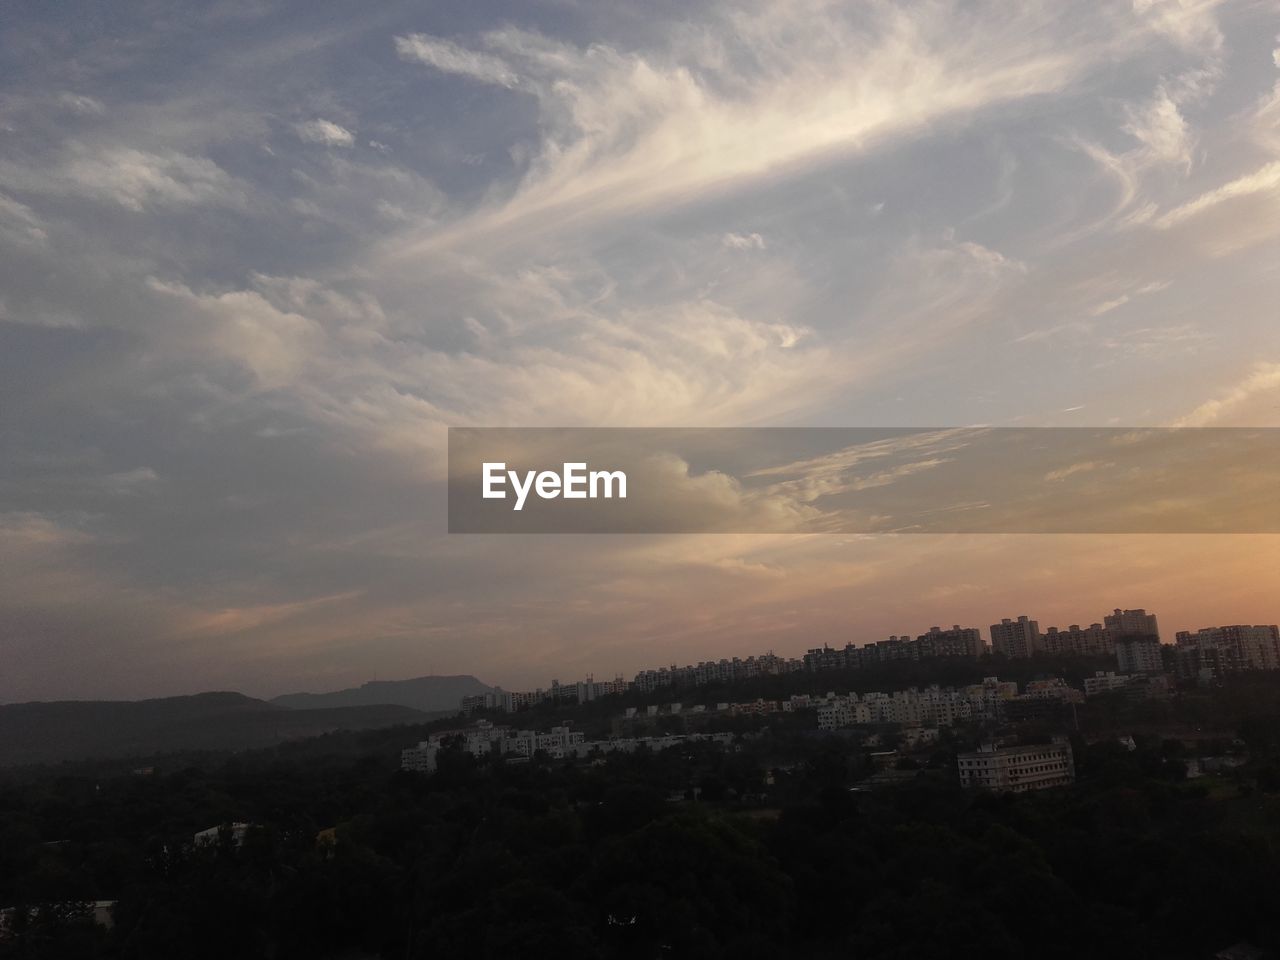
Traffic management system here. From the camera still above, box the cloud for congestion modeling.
[57,92,106,115]
[100,467,162,495]
[1123,87,1195,172]
[3,0,1278,699]
[0,192,48,247]
[1043,460,1109,482]
[1176,362,1280,426]
[748,430,980,504]
[1153,160,1280,229]
[394,33,520,88]
[294,118,355,147]
[389,3,1138,257]
[722,232,766,250]
[144,278,323,387]
[1,145,244,211]
[0,512,95,550]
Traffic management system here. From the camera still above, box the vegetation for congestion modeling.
[4,674,1280,958]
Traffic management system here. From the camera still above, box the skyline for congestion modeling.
[3,0,1280,702]
[5,588,1277,703]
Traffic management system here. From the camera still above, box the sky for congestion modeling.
[2,0,1279,703]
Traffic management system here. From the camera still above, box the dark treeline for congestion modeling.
[3,684,1280,959]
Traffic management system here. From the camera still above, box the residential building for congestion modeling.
[815,677,1018,731]
[1021,678,1084,703]
[915,625,985,658]
[957,739,1075,793]
[803,643,860,672]
[400,740,440,773]
[1084,671,1132,697]
[1042,623,1113,657]
[990,616,1040,658]
[1175,625,1280,673]
[1116,636,1163,675]
[1104,608,1159,640]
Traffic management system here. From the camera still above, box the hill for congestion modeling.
[0,691,428,767]
[271,674,493,713]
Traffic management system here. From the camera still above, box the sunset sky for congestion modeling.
[2,0,1279,702]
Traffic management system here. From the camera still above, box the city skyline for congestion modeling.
[7,593,1279,704]
[4,0,1280,702]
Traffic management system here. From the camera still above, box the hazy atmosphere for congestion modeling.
[3,0,1279,702]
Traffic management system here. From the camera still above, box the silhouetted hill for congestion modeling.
[0,691,428,766]
[271,674,493,713]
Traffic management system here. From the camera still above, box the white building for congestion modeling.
[815,678,1018,731]
[1084,671,1132,697]
[957,739,1075,793]
[402,721,587,772]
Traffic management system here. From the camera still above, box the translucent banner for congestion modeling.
[448,427,1280,533]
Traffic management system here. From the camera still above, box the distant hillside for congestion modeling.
[271,674,493,713]
[0,691,428,767]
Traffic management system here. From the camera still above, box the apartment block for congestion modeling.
[990,616,1041,658]
[957,738,1075,793]
[916,625,986,658]
[1042,623,1113,657]
[1104,608,1159,639]
[1175,625,1280,673]
[1115,636,1164,675]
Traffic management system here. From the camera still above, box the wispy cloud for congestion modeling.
[1176,362,1280,426]
[294,119,355,147]
[394,33,521,88]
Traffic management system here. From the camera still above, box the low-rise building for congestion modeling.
[1084,671,1132,697]
[957,739,1075,794]
[1021,678,1084,703]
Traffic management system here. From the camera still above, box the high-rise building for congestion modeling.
[1104,608,1159,640]
[990,616,1040,658]
[1116,636,1163,675]
[1175,625,1280,673]
[1042,623,1113,657]
[916,625,985,658]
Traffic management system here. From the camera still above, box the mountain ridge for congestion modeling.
[0,690,435,767]
[271,674,494,713]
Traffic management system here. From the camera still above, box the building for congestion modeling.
[1084,671,1132,697]
[1021,678,1084,703]
[803,643,860,672]
[1175,625,1280,673]
[957,739,1075,793]
[990,616,1040,658]
[400,740,441,773]
[402,721,587,773]
[805,626,987,673]
[916,625,985,658]
[815,677,1017,730]
[1042,623,1113,657]
[1104,608,1159,640]
[1116,636,1163,675]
